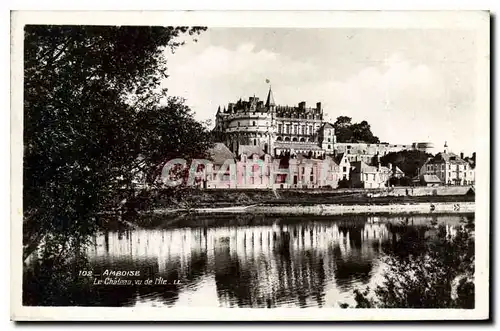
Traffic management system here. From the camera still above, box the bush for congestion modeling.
[342,220,475,308]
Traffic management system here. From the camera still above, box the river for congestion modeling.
[24,213,474,308]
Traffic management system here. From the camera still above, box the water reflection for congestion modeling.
[77,214,473,307]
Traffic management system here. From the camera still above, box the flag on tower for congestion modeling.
[265,79,270,84]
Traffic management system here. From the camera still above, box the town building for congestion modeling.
[204,142,237,189]
[350,161,395,189]
[418,142,475,186]
[333,152,351,181]
[204,143,342,189]
[282,154,341,189]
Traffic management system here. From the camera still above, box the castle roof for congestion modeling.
[265,87,275,107]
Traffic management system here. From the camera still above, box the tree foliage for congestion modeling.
[23,25,211,262]
[388,176,412,187]
[332,117,380,143]
[345,218,475,308]
[380,150,433,179]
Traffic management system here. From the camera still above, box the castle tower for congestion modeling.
[266,86,276,156]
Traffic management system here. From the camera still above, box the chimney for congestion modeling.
[460,152,464,160]
[316,102,322,111]
[299,101,306,109]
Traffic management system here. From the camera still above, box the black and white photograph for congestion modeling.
[10,10,490,321]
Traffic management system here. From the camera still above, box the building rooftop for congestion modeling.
[333,152,346,165]
[420,174,442,184]
[351,161,392,174]
[429,152,469,165]
[238,145,265,158]
[208,143,235,165]
[322,122,334,129]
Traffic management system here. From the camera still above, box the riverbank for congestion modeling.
[146,201,474,217]
[132,186,475,211]
[115,187,477,225]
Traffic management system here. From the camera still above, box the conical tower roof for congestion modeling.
[265,86,275,107]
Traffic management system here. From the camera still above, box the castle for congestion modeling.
[213,87,433,163]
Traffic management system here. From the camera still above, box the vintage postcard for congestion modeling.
[10,10,490,321]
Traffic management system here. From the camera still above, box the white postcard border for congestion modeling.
[10,10,490,321]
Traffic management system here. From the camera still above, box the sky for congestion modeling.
[162,28,481,156]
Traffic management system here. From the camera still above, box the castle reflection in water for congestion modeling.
[87,214,471,308]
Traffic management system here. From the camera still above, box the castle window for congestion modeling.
[328,145,331,149]
[278,124,282,133]
[253,121,256,126]
[309,125,313,133]
[238,122,240,127]
[254,139,257,145]
[328,138,331,142]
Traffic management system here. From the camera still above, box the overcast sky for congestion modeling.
[162,28,480,155]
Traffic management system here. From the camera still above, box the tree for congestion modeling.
[333,116,352,128]
[23,25,209,263]
[351,121,380,144]
[388,175,412,187]
[380,150,432,179]
[344,218,475,308]
[333,117,380,143]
